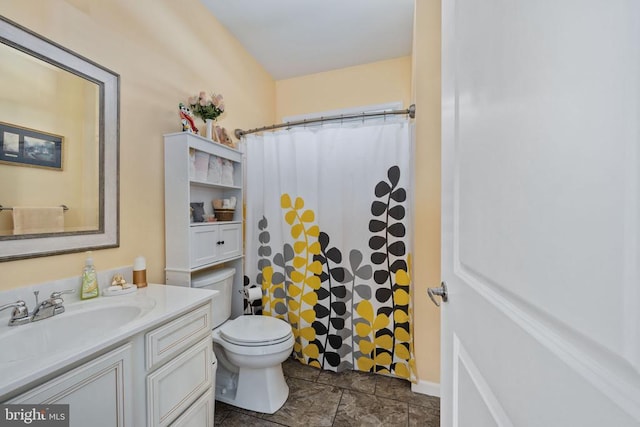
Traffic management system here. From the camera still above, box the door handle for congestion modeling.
[427,282,448,307]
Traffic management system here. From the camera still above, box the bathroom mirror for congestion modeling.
[0,16,119,261]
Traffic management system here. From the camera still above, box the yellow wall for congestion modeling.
[276,57,412,122]
[412,0,442,384]
[0,0,275,288]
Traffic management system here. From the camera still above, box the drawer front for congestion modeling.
[145,303,211,371]
[218,223,242,260]
[168,388,214,427]
[190,225,218,268]
[147,337,213,427]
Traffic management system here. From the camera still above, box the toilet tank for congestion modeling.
[191,267,235,329]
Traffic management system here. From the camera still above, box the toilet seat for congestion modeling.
[223,333,292,347]
[212,328,294,356]
[212,315,294,356]
[220,315,292,346]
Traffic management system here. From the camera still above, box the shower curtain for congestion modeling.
[244,120,416,382]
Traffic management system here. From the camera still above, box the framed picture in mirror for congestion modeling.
[0,122,63,170]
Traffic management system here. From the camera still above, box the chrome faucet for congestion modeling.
[31,289,75,322]
[0,289,75,326]
[0,300,30,326]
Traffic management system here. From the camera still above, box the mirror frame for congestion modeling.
[0,16,119,261]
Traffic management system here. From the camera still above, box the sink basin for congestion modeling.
[0,303,151,363]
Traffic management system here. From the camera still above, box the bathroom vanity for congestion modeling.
[0,284,218,427]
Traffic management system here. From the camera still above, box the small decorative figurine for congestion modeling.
[179,103,199,134]
[111,273,127,288]
[215,126,235,148]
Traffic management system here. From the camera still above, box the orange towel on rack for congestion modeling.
[12,207,64,235]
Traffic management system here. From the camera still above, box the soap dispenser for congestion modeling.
[81,252,99,299]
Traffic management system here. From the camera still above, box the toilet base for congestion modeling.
[215,363,289,414]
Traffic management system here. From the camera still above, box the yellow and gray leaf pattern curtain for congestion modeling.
[244,121,416,381]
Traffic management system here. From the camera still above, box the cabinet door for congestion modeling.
[217,223,242,260]
[189,225,218,268]
[168,389,215,427]
[9,344,132,427]
[146,337,213,427]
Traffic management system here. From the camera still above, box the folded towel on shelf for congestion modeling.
[221,159,234,185]
[188,148,196,179]
[194,151,210,181]
[207,155,222,184]
[13,206,64,235]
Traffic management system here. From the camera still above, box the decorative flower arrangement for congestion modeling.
[188,91,225,123]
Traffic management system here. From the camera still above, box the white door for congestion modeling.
[440,1,640,426]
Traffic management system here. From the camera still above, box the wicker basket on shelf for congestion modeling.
[214,209,235,221]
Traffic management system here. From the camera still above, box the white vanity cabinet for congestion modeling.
[4,294,216,427]
[144,303,214,427]
[8,344,133,427]
[168,389,216,427]
[164,132,245,317]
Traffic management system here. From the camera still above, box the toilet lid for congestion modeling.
[220,315,292,345]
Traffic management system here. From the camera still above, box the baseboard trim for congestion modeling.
[411,379,441,397]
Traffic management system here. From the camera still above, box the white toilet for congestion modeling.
[192,268,294,414]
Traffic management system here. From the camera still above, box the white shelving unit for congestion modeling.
[164,132,244,317]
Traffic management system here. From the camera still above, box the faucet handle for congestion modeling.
[50,289,75,299]
[0,300,30,326]
[0,300,27,313]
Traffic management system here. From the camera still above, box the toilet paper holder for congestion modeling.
[240,286,263,315]
[240,286,262,302]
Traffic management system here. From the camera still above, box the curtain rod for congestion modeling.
[234,104,416,139]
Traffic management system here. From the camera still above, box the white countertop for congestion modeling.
[0,284,217,400]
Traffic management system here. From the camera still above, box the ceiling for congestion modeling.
[200,0,415,80]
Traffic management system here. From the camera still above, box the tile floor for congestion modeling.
[214,358,440,426]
